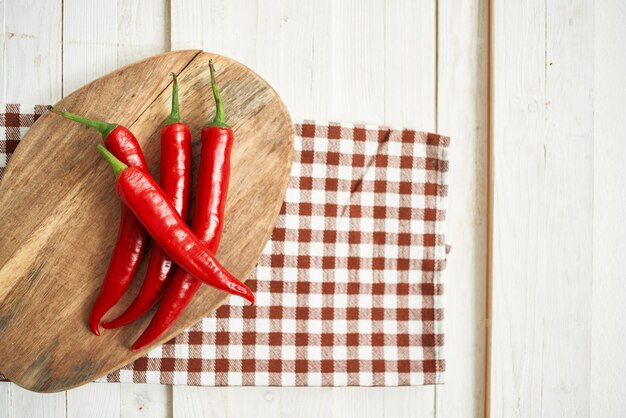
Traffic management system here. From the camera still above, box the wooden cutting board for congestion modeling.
[0,50,294,392]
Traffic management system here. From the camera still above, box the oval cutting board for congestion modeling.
[0,50,294,392]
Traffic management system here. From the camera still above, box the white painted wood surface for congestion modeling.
[120,384,171,418]
[0,383,10,418]
[116,0,170,67]
[591,1,626,417]
[2,0,62,103]
[66,385,120,418]
[11,385,65,418]
[2,0,623,416]
[490,0,595,417]
[436,0,488,417]
[62,0,118,96]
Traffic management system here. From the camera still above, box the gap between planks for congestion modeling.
[484,0,494,416]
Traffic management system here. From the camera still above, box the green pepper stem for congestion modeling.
[164,72,182,125]
[208,60,228,128]
[96,144,127,177]
[50,107,117,139]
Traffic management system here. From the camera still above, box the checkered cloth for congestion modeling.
[1,104,449,386]
[0,104,49,179]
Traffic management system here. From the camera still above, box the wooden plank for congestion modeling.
[435,0,489,417]
[333,388,383,418]
[591,0,626,416]
[172,387,229,418]
[121,383,171,418]
[172,387,333,418]
[540,1,593,415]
[117,0,170,67]
[3,0,62,103]
[279,387,333,418]
[170,0,258,67]
[66,383,120,418]
[255,0,333,120]
[10,384,64,418]
[490,0,594,416]
[330,0,385,122]
[0,382,10,418]
[490,2,548,415]
[148,381,441,417]
[383,387,435,418]
[384,0,436,131]
[228,387,282,418]
[228,388,281,418]
[170,0,205,49]
[62,0,118,96]
[64,0,169,95]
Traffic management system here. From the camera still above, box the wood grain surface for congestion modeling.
[0,50,294,393]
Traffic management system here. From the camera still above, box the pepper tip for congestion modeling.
[246,292,255,305]
[242,286,255,305]
[131,339,146,352]
[101,321,115,330]
[89,310,105,335]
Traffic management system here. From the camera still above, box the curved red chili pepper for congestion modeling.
[96,144,254,307]
[132,60,233,351]
[103,74,192,329]
[50,108,149,336]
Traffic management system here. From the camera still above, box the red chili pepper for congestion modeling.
[51,108,149,336]
[133,61,232,350]
[103,74,192,329]
[95,144,254,311]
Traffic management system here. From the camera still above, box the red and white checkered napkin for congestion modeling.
[1,104,449,386]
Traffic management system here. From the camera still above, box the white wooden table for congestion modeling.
[1,0,624,417]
